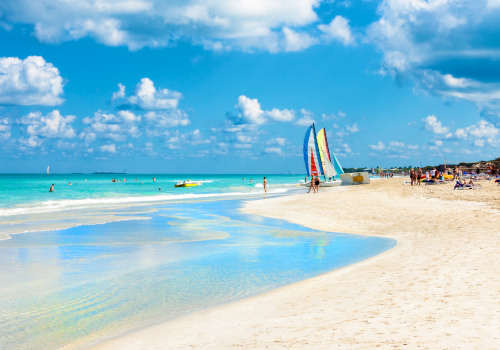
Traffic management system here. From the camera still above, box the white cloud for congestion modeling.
[235,143,252,149]
[100,144,116,153]
[128,78,182,109]
[322,110,346,120]
[423,115,449,134]
[369,141,386,151]
[167,129,213,149]
[335,121,359,139]
[118,110,141,123]
[345,123,359,133]
[295,115,315,127]
[236,133,253,143]
[488,0,500,8]
[0,56,64,105]
[265,147,282,154]
[389,141,405,148]
[266,108,295,122]
[233,95,295,126]
[0,0,320,51]
[474,139,485,147]
[318,15,353,45]
[267,137,286,146]
[82,110,141,142]
[282,27,317,52]
[341,143,352,154]
[19,110,76,138]
[455,120,499,143]
[368,1,500,124]
[20,136,42,148]
[112,83,126,101]
[236,95,265,125]
[442,74,472,89]
[0,118,11,140]
[144,110,190,128]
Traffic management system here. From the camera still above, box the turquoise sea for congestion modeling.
[0,174,395,349]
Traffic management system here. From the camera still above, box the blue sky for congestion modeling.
[0,0,499,173]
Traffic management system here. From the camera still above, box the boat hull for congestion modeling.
[175,183,199,188]
[300,180,342,187]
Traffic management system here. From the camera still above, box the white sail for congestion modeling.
[47,166,49,175]
[318,146,337,178]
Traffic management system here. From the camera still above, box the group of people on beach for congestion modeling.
[409,167,451,185]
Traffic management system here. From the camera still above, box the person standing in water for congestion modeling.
[49,184,55,192]
[263,177,267,193]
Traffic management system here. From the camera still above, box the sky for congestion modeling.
[0,0,499,174]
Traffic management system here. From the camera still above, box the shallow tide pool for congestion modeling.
[0,198,396,349]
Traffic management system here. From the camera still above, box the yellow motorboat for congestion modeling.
[175,180,201,188]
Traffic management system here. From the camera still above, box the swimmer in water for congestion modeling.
[49,184,55,192]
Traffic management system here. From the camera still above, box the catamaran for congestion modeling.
[302,124,342,187]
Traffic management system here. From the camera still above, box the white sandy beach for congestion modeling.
[94,178,500,349]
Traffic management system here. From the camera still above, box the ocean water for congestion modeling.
[0,173,298,213]
[0,174,396,349]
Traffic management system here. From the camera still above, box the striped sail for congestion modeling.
[316,129,331,162]
[317,129,337,178]
[303,125,324,177]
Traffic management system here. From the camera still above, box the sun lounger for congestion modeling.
[424,179,445,185]
[454,181,482,190]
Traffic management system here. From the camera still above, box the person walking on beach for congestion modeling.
[416,167,422,185]
[263,177,267,193]
[314,176,321,192]
[307,177,315,193]
[49,184,55,192]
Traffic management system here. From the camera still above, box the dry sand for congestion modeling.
[94,178,500,349]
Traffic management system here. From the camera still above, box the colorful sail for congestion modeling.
[317,128,343,177]
[47,166,49,175]
[316,129,337,178]
[303,124,324,177]
[316,129,331,162]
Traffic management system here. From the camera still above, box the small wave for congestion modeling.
[0,188,289,217]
